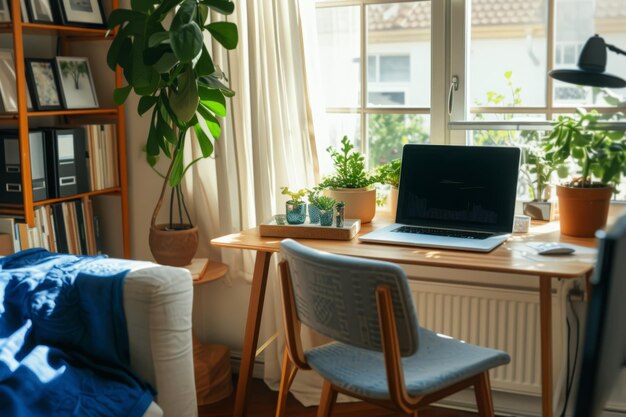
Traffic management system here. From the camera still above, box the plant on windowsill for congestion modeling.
[543,109,626,237]
[306,187,321,224]
[318,136,383,223]
[107,0,238,266]
[281,187,307,225]
[376,158,401,216]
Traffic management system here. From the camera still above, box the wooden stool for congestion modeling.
[185,259,233,406]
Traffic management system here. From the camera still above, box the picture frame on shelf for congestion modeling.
[25,58,63,111]
[0,49,33,112]
[25,0,55,23]
[0,0,11,22]
[55,56,99,109]
[57,0,105,28]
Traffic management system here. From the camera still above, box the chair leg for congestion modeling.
[316,380,338,417]
[474,371,495,417]
[276,348,298,417]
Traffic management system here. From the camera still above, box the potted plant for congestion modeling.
[311,195,336,226]
[543,109,626,237]
[376,158,401,216]
[318,136,382,223]
[281,187,307,225]
[519,131,566,221]
[307,188,321,224]
[107,0,238,265]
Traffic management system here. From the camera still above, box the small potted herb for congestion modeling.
[307,188,321,224]
[376,158,401,215]
[312,195,336,226]
[318,136,382,223]
[543,109,626,237]
[281,187,307,225]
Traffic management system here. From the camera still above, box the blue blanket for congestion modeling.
[0,249,154,417]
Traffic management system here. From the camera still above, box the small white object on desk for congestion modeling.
[526,242,576,256]
[513,214,531,233]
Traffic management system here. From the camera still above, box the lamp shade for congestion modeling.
[549,35,626,88]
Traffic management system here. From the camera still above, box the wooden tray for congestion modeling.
[258,218,361,240]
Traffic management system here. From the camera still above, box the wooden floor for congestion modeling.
[198,377,479,417]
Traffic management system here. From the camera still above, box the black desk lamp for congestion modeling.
[549,34,626,88]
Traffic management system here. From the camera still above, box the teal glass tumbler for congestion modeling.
[286,202,306,224]
[319,208,334,226]
[308,205,320,223]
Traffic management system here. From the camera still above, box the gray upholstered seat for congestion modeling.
[277,238,510,416]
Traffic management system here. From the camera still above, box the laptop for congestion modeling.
[359,144,521,252]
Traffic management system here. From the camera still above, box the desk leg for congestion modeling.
[539,276,553,417]
[233,251,273,417]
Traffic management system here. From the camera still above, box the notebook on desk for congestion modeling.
[360,144,521,252]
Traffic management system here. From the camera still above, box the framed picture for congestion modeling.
[25,58,63,111]
[0,0,11,22]
[25,0,55,23]
[57,0,105,28]
[0,49,33,112]
[55,56,99,109]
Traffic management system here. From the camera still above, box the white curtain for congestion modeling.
[180,0,333,407]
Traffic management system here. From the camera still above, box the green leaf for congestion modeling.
[148,32,170,48]
[107,24,132,70]
[169,139,186,186]
[131,0,153,13]
[197,103,221,138]
[146,119,161,157]
[197,4,209,25]
[144,44,171,66]
[206,22,238,49]
[195,45,215,76]
[138,96,159,115]
[193,122,214,157]
[153,52,178,74]
[150,0,181,23]
[200,76,235,97]
[169,65,199,123]
[157,111,178,144]
[108,9,141,29]
[504,70,512,79]
[134,69,161,96]
[198,86,226,116]
[114,85,132,105]
[201,0,234,15]
[170,22,203,63]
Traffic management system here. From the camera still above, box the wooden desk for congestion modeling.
[211,218,597,417]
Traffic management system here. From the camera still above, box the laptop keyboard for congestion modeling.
[392,226,492,240]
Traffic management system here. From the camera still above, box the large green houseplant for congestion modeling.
[107,0,238,265]
[318,136,382,223]
[543,109,626,236]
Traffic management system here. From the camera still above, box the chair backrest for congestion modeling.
[280,239,420,356]
[574,213,626,417]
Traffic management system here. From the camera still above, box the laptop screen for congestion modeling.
[395,144,520,233]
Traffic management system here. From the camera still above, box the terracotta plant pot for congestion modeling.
[149,224,199,266]
[556,185,612,237]
[324,187,376,224]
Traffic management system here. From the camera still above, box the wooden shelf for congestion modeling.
[188,259,229,285]
[33,187,121,207]
[0,109,118,120]
[0,23,110,38]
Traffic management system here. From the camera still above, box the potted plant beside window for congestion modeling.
[311,195,336,226]
[519,131,566,221]
[318,136,382,224]
[107,0,238,266]
[544,109,626,237]
[281,187,307,225]
[376,158,401,216]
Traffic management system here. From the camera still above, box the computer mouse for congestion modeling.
[528,242,575,256]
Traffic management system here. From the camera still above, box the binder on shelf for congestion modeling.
[0,130,48,204]
[51,203,69,254]
[44,128,90,199]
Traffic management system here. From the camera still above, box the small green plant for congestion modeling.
[318,136,382,189]
[543,109,626,189]
[313,195,336,211]
[519,131,567,201]
[376,158,401,188]
[280,187,307,205]
[307,187,321,207]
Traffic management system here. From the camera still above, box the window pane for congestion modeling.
[367,114,430,167]
[470,0,548,107]
[318,113,361,177]
[316,6,360,108]
[367,2,431,108]
[553,0,626,106]
[367,56,377,82]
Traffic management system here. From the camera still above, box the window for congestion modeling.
[313,1,432,175]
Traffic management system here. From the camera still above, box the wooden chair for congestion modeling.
[276,239,510,417]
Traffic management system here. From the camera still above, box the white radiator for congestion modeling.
[407,278,567,397]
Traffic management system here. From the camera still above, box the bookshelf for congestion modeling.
[1,0,130,257]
